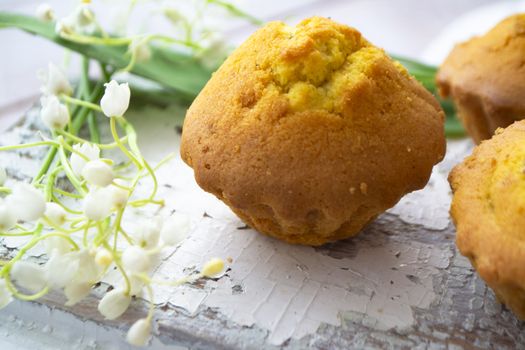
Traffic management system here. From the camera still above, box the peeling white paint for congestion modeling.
[1,108,455,347]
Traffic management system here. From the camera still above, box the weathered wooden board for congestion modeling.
[0,105,523,350]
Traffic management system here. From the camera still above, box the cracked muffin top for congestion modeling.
[180,17,445,245]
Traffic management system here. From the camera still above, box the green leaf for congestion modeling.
[0,12,212,99]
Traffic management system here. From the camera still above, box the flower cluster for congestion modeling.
[0,62,224,346]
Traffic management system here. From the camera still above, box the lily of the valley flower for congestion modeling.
[81,159,114,187]
[40,62,73,96]
[44,236,72,256]
[133,220,161,249]
[0,199,16,232]
[83,187,113,221]
[44,202,67,226]
[8,182,46,222]
[201,258,225,278]
[64,282,92,306]
[94,248,113,267]
[40,95,70,130]
[160,213,190,246]
[11,261,47,293]
[122,246,151,274]
[100,80,130,117]
[109,184,129,209]
[126,318,151,346]
[98,288,131,320]
[36,3,54,22]
[70,143,100,176]
[0,165,6,186]
[45,251,80,289]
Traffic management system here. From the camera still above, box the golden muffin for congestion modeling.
[449,120,525,319]
[181,17,445,245]
[437,14,525,144]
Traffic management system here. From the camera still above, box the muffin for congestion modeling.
[181,17,446,245]
[449,120,525,319]
[437,14,525,144]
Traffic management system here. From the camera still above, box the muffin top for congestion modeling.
[181,17,445,245]
[449,120,525,289]
[437,14,525,112]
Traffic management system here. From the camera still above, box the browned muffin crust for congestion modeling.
[437,14,525,144]
[181,17,445,245]
[449,120,525,319]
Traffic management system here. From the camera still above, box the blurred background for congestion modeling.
[0,0,523,131]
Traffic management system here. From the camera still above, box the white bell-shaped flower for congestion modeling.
[40,62,73,96]
[109,185,129,209]
[8,182,46,221]
[83,188,113,221]
[133,220,161,249]
[201,258,225,278]
[100,80,130,117]
[81,159,114,187]
[36,3,54,22]
[98,288,131,320]
[94,248,113,267]
[44,236,72,256]
[70,143,100,176]
[73,249,102,284]
[126,318,151,346]
[122,246,151,274]
[64,282,92,306]
[73,5,94,27]
[160,212,190,246]
[127,275,144,297]
[44,202,67,226]
[40,95,70,130]
[45,251,80,289]
[11,261,47,293]
[0,165,6,186]
[0,198,16,232]
[0,279,13,309]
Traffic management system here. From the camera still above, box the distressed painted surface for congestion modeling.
[0,108,523,349]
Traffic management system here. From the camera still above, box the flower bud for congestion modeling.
[8,182,46,221]
[0,166,7,186]
[83,188,113,221]
[94,248,113,267]
[70,143,100,176]
[160,212,190,246]
[11,261,47,293]
[98,288,131,320]
[130,39,151,63]
[201,258,225,278]
[81,159,114,187]
[40,95,70,130]
[122,246,151,274]
[36,3,54,22]
[64,282,92,306]
[39,62,73,96]
[126,318,151,346]
[44,202,67,226]
[0,199,16,232]
[100,80,130,117]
